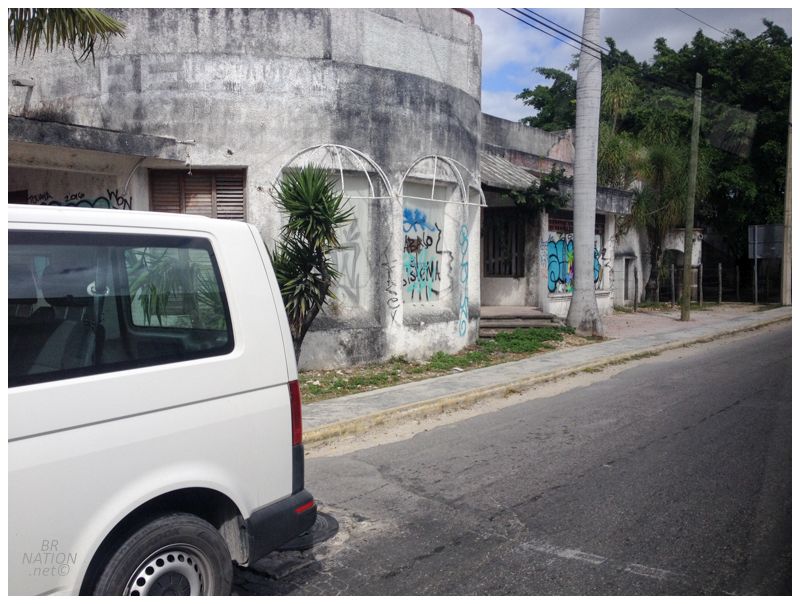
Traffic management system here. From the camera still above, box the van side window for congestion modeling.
[8,231,234,387]
[126,247,227,330]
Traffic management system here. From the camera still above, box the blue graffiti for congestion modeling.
[594,247,601,283]
[458,225,469,336]
[547,238,574,293]
[403,247,440,301]
[403,207,437,233]
[547,237,604,293]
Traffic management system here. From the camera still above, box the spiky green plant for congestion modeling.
[8,8,125,62]
[269,165,353,361]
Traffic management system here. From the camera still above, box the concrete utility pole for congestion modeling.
[781,93,791,305]
[566,8,603,336]
[681,73,702,321]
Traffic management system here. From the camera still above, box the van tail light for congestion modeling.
[289,380,303,446]
[294,500,316,515]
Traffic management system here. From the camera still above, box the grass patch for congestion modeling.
[299,326,583,403]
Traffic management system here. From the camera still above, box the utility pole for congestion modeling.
[781,93,791,305]
[681,73,702,321]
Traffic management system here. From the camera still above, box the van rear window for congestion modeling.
[8,231,234,387]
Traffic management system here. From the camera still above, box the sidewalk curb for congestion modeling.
[304,313,790,447]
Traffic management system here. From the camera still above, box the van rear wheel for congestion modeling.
[92,513,233,596]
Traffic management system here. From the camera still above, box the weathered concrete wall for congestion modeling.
[8,8,482,369]
[664,229,704,265]
[481,114,574,175]
[481,277,527,306]
[614,223,650,306]
[479,114,643,314]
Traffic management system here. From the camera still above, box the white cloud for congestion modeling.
[473,6,792,122]
[474,8,580,76]
[480,90,532,123]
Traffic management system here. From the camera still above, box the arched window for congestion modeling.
[274,145,394,314]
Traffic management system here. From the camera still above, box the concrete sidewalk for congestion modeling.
[302,304,792,445]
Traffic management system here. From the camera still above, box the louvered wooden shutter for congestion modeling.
[184,173,214,217]
[149,170,246,220]
[214,171,246,220]
[150,172,183,214]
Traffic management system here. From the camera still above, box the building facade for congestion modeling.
[8,8,484,368]
[478,114,642,317]
[8,8,671,367]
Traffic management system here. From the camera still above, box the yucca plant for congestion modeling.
[8,8,125,62]
[269,165,353,362]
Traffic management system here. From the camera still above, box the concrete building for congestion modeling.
[8,8,484,369]
[8,8,664,367]
[478,114,640,317]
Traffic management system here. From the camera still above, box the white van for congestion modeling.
[8,205,316,595]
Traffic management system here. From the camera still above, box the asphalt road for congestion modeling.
[235,324,791,596]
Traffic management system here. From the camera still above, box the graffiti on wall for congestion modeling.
[402,206,443,303]
[27,189,133,210]
[595,245,611,290]
[328,197,372,309]
[546,232,605,293]
[458,224,469,336]
[547,235,574,293]
[380,246,401,324]
[330,219,363,306]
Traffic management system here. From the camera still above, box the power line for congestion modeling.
[498,8,602,61]
[499,9,589,58]
[513,8,606,59]
[497,8,743,110]
[675,9,728,37]
[522,9,610,56]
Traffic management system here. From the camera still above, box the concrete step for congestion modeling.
[481,311,558,322]
[479,320,564,340]
[479,327,560,339]
[480,318,562,329]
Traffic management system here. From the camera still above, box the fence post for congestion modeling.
[670,264,675,306]
[754,260,758,305]
[699,263,703,305]
[736,265,740,302]
[718,262,722,304]
[634,265,639,312]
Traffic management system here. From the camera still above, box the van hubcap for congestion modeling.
[125,545,210,596]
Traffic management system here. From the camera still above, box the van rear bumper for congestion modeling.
[245,489,317,564]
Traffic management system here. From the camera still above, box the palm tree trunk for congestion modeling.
[646,240,661,302]
[566,8,604,337]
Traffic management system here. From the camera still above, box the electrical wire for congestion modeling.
[521,9,610,56]
[675,9,728,37]
[497,8,726,103]
[498,8,603,61]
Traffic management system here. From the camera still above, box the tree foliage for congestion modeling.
[516,67,577,131]
[518,19,791,292]
[269,165,353,362]
[507,166,571,215]
[8,8,125,63]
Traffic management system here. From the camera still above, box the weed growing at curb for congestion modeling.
[300,327,580,402]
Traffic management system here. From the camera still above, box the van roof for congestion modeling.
[8,204,253,235]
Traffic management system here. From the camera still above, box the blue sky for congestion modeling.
[473,7,793,122]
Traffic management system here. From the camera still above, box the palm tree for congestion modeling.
[8,8,125,62]
[632,144,689,301]
[269,165,353,362]
[566,8,604,336]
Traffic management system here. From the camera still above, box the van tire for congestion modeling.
[92,513,233,596]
